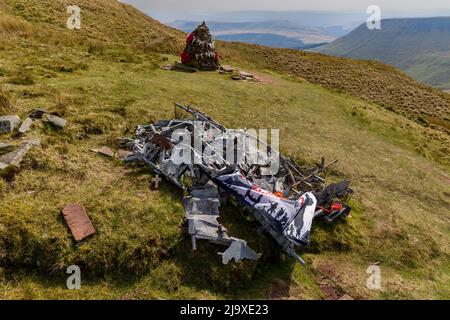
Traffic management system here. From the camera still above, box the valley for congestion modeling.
[0,0,449,300]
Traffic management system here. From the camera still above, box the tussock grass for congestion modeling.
[0,87,13,112]
[0,49,448,298]
[0,14,32,38]
[0,0,448,299]
[7,72,35,85]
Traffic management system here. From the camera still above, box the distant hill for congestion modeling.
[215,33,307,49]
[169,20,336,48]
[1,1,449,130]
[314,17,450,90]
[1,0,450,300]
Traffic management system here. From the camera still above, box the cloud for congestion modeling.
[121,0,449,12]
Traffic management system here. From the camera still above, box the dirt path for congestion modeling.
[244,69,279,85]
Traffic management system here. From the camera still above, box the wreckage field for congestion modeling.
[0,40,449,299]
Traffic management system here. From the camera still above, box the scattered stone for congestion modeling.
[161,64,174,71]
[0,142,11,150]
[232,71,260,82]
[18,117,33,134]
[42,114,67,128]
[62,204,96,242]
[239,71,255,78]
[117,149,133,159]
[0,139,39,175]
[28,108,48,120]
[90,146,115,158]
[220,65,235,73]
[0,162,8,172]
[0,139,39,167]
[0,115,20,133]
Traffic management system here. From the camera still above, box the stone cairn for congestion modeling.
[181,22,220,71]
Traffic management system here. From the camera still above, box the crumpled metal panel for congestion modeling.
[184,184,260,263]
[184,197,220,216]
[220,240,262,264]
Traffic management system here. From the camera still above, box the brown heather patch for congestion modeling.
[218,42,450,133]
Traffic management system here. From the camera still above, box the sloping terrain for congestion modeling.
[219,42,450,134]
[214,33,308,49]
[4,0,450,133]
[315,17,450,90]
[0,1,449,299]
[1,0,184,52]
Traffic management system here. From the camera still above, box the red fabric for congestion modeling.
[214,51,219,62]
[181,51,191,64]
[331,203,343,211]
[186,32,194,44]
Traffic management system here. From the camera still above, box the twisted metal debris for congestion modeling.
[120,103,353,265]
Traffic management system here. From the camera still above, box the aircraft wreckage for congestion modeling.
[119,103,353,265]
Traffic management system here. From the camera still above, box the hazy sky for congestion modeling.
[122,0,449,12]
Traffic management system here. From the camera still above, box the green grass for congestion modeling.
[3,0,449,134]
[406,51,450,90]
[0,35,449,299]
[0,4,449,299]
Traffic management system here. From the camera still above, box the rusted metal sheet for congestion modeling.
[62,204,96,242]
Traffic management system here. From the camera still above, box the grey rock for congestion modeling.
[0,139,40,172]
[29,108,48,120]
[0,115,20,133]
[220,65,235,73]
[117,149,133,159]
[239,71,254,78]
[0,142,11,150]
[90,146,114,158]
[18,117,33,134]
[0,162,9,171]
[42,114,67,128]
[161,64,174,71]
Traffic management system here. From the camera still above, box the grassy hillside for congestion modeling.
[3,0,450,133]
[406,51,450,90]
[1,0,184,52]
[315,17,450,90]
[220,42,450,133]
[0,1,449,299]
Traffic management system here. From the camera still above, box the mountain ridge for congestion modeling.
[0,0,449,300]
[169,20,337,45]
[314,17,450,90]
[2,0,449,132]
